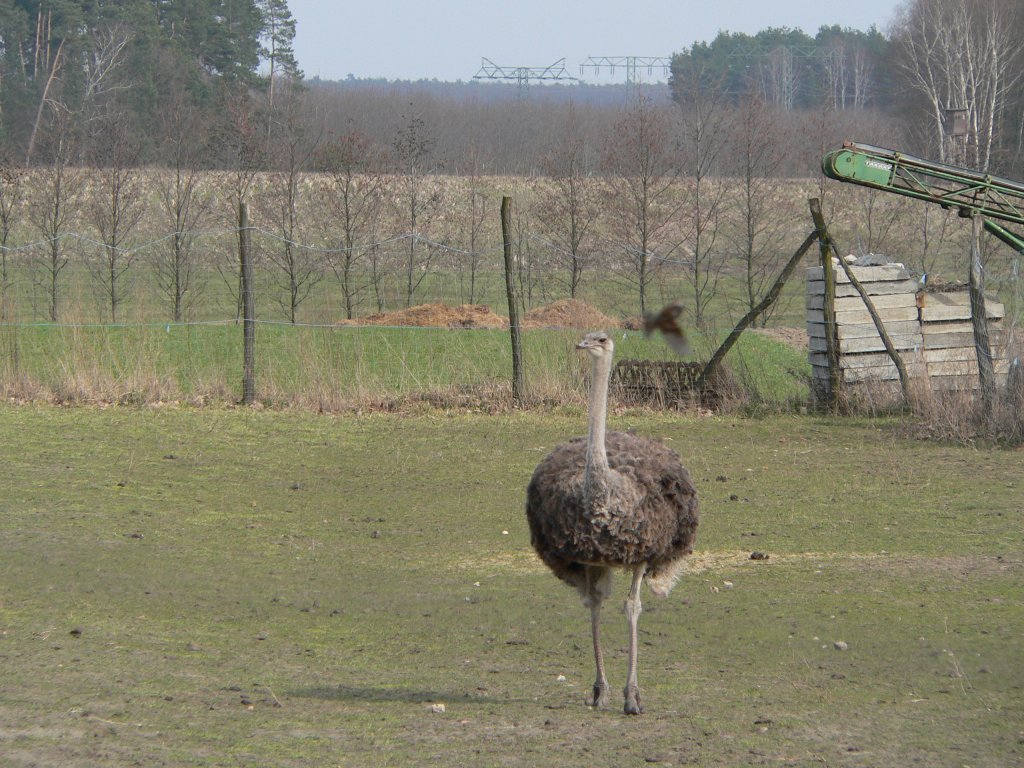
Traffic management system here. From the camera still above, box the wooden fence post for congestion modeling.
[239,201,256,405]
[809,199,840,409]
[501,196,524,405]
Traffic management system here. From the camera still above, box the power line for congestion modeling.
[473,58,577,97]
[580,56,672,85]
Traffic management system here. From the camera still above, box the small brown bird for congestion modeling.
[643,301,692,356]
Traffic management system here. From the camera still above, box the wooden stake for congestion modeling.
[240,202,256,405]
[501,196,524,405]
[968,215,995,422]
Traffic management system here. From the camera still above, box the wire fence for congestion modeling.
[0,219,707,406]
[0,211,1017,408]
[0,224,715,331]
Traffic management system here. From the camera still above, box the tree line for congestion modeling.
[1,1,1021,177]
[0,0,300,163]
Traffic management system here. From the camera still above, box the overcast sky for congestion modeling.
[288,0,906,83]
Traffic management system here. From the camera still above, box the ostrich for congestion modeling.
[526,330,699,715]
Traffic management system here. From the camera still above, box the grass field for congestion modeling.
[1,405,1021,766]
[0,323,811,409]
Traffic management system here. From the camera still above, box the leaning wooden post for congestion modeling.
[696,230,818,393]
[809,199,841,409]
[810,198,912,406]
[968,215,996,422]
[239,201,256,405]
[501,196,524,405]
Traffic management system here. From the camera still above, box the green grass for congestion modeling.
[0,322,811,407]
[1,406,1021,766]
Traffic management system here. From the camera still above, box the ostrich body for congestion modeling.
[526,331,699,715]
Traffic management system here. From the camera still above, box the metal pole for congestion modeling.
[809,198,840,409]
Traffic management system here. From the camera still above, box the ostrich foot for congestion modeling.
[623,684,644,715]
[588,680,611,708]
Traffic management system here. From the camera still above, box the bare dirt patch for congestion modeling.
[522,299,621,330]
[355,303,508,329]
[347,299,622,331]
[751,326,807,350]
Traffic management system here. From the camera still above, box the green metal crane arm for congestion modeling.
[984,219,1024,255]
[822,141,1024,227]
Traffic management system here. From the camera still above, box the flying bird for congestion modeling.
[643,301,692,356]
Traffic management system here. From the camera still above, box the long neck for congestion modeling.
[584,352,613,490]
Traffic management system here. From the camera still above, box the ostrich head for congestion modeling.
[576,331,614,361]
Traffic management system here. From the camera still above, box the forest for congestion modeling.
[0,0,1021,176]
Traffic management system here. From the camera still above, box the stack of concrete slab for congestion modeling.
[806,261,1006,401]
[918,290,1006,389]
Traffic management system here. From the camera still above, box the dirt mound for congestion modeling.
[751,327,807,350]
[357,303,508,329]
[523,299,621,330]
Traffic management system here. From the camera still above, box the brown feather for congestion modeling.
[526,431,698,593]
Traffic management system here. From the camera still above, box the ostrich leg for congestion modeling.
[623,563,647,715]
[585,567,610,707]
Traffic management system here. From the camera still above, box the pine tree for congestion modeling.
[258,0,302,106]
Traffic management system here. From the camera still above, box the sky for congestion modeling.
[287,0,907,84]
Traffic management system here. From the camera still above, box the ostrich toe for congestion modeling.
[589,681,611,708]
[624,685,644,715]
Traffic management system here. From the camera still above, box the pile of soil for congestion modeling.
[357,303,508,329]
[522,299,620,330]
[750,327,807,350]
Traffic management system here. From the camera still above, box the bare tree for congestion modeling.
[27,106,84,322]
[895,0,1024,169]
[260,84,324,323]
[153,90,214,322]
[212,91,266,318]
[390,108,441,307]
[86,112,145,322]
[318,128,386,319]
[907,204,961,278]
[512,199,544,311]
[533,104,601,299]
[455,146,490,305]
[726,95,790,326]
[848,188,912,257]
[602,95,682,318]
[26,20,133,164]
[760,46,801,111]
[24,12,65,165]
[0,156,25,317]
[822,38,875,110]
[82,22,133,107]
[678,72,730,328]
